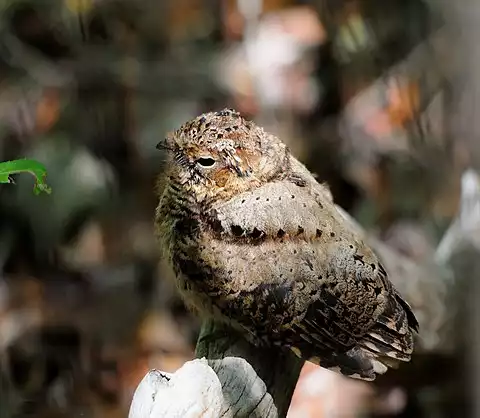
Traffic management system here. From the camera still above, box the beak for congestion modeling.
[156,139,169,151]
[156,135,176,152]
[156,142,166,150]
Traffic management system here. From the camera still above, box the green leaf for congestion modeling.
[0,159,51,195]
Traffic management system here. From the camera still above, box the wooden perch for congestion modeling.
[129,320,304,418]
[194,320,304,417]
[128,357,225,418]
[129,202,456,417]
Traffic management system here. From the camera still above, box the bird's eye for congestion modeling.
[196,157,216,168]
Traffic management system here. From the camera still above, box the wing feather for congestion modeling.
[204,170,418,381]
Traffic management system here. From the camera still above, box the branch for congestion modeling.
[195,320,304,418]
[129,320,303,418]
[128,357,225,418]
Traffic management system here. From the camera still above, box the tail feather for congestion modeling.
[310,295,416,381]
[289,292,418,382]
[299,321,414,381]
[361,335,411,361]
[355,294,417,376]
[306,347,377,381]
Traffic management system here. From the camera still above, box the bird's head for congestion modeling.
[157,108,289,203]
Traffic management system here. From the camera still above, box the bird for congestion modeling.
[154,108,419,381]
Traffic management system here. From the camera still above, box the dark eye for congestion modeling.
[196,157,216,168]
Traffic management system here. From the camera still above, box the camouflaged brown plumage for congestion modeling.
[154,108,419,381]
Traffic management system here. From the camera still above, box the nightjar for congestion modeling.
[155,108,419,381]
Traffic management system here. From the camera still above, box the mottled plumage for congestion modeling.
[155,108,419,381]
